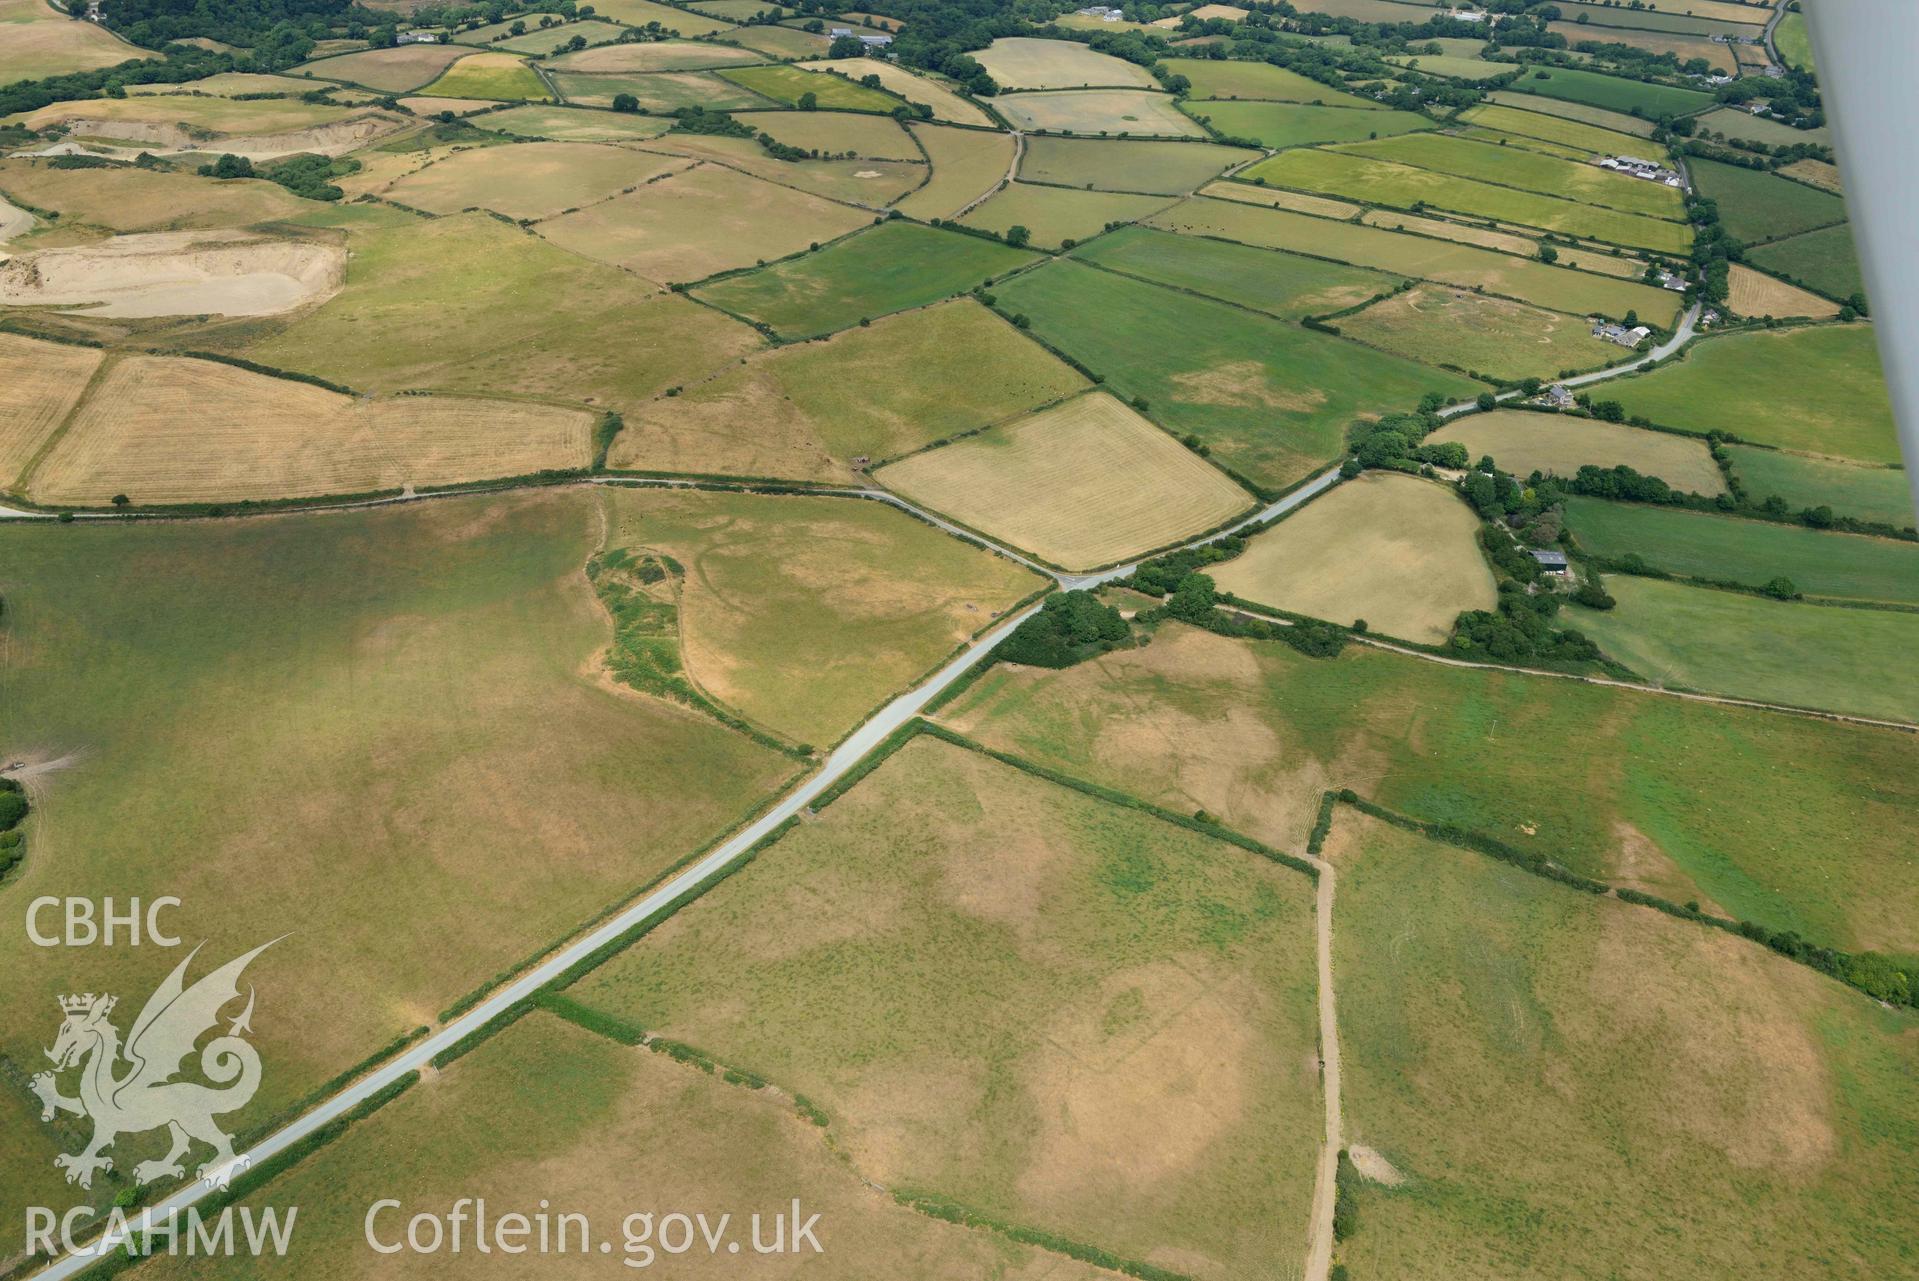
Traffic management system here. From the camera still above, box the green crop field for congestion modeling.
[1725,446,1915,531]
[1458,102,1665,159]
[1691,155,1847,244]
[1071,224,1403,318]
[1500,64,1713,118]
[1166,55,1384,108]
[1574,574,1919,722]
[417,51,551,100]
[1149,196,1682,322]
[1330,812,1918,1281]
[1017,135,1255,195]
[690,220,1038,339]
[549,68,771,110]
[1186,100,1434,149]
[1749,221,1865,301]
[958,181,1172,248]
[1430,410,1727,496]
[1334,132,1685,218]
[1485,87,1658,137]
[1602,324,1897,463]
[1566,496,1919,602]
[1339,283,1619,381]
[1246,147,1693,253]
[716,63,900,111]
[994,258,1474,492]
[570,734,1323,1279]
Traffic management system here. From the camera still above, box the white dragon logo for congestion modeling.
[30,940,277,1191]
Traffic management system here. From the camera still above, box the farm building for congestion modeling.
[1530,549,1571,575]
[1592,321,1652,348]
[1597,156,1683,188]
[397,30,440,43]
[1076,6,1125,19]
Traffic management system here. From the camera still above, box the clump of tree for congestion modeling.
[1449,461,1604,666]
[0,775,26,881]
[199,150,358,201]
[998,591,1130,669]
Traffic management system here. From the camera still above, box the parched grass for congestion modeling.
[0,159,312,231]
[1548,20,1737,73]
[1725,262,1839,319]
[1694,104,1828,151]
[1500,64,1713,118]
[691,219,1037,339]
[1198,179,1360,219]
[469,102,676,140]
[1725,446,1913,531]
[1690,155,1846,245]
[994,89,1205,138]
[801,57,994,126]
[972,36,1158,90]
[1335,131,1684,219]
[1186,100,1432,149]
[1573,574,1919,722]
[384,140,686,220]
[715,22,829,59]
[249,211,761,415]
[1213,471,1494,642]
[1553,0,1768,28]
[0,0,138,83]
[893,122,1014,220]
[1430,410,1727,496]
[493,17,623,54]
[1485,87,1657,137]
[1565,496,1919,604]
[1073,223,1400,318]
[1384,51,1510,80]
[0,332,103,491]
[941,621,1919,955]
[1603,324,1896,463]
[995,259,1474,492]
[1747,221,1864,301]
[876,391,1253,571]
[1329,811,1919,1281]
[1246,147,1692,253]
[736,109,919,159]
[0,493,796,1252]
[540,38,765,72]
[958,181,1172,249]
[1779,158,1842,193]
[1017,135,1254,195]
[716,62,899,111]
[588,0,735,34]
[609,298,1087,481]
[600,488,1042,744]
[1166,56,1383,108]
[570,734,1323,1280]
[293,44,469,92]
[1147,196,1681,322]
[417,51,552,101]
[26,354,596,504]
[1337,283,1620,381]
[536,162,871,286]
[1455,124,1594,162]
[128,71,320,97]
[6,92,359,136]
[549,68,770,110]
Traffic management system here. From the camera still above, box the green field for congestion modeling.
[1565,496,1919,602]
[1574,574,1919,722]
[493,17,622,53]
[958,182,1172,249]
[1385,51,1508,80]
[548,68,770,110]
[1071,224,1403,318]
[418,51,551,100]
[1694,104,1829,151]
[1459,101,1665,159]
[690,220,1038,339]
[570,734,1323,1279]
[1331,812,1919,1281]
[1338,283,1619,381]
[470,102,675,140]
[716,62,899,111]
[1186,100,1434,149]
[1692,155,1847,245]
[1726,446,1915,530]
[944,621,1919,956]
[1749,221,1865,300]
[1775,9,1814,71]
[1334,131,1685,218]
[1166,55,1384,108]
[1500,64,1713,118]
[1603,324,1897,463]
[1246,147,1693,253]
[994,259,1473,492]
[1017,135,1255,195]
[1485,87,1658,137]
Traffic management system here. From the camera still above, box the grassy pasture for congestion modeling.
[1725,262,1839,319]
[1329,812,1919,1281]
[548,68,768,110]
[736,109,918,159]
[1694,104,1829,150]
[1430,410,1727,496]
[469,102,675,140]
[491,18,622,54]
[417,51,551,100]
[127,71,319,97]
[1073,224,1402,319]
[0,494,796,1253]
[1455,124,1594,162]
[1457,101,1666,160]
[994,89,1205,138]
[716,63,898,111]
[1385,52,1509,80]
[588,0,734,33]
[1485,87,1657,137]
[690,0,784,17]
[972,36,1157,90]
[1725,447,1914,531]
[535,162,871,286]
[1603,325,1896,463]
[802,57,994,125]
[715,22,829,59]
[1552,0,1768,29]
[1775,9,1814,70]
[601,489,1040,744]
[0,333,102,491]
[6,92,359,136]
[540,38,763,71]
[1748,222,1864,301]
[892,122,1014,219]
[1574,575,1919,722]
[1690,155,1846,244]
[1213,472,1494,642]
[1339,284,1619,381]
[1198,179,1359,219]
[942,622,1919,956]
[27,355,595,504]
[1247,147,1693,253]
[0,159,311,231]
[876,391,1253,570]
[1565,496,1919,604]
[1018,135,1254,195]
[1358,208,1646,274]
[456,12,568,43]
[572,734,1323,1280]
[691,220,1037,339]
[1167,56,1382,108]
[1549,21,1737,72]
[642,129,925,205]
[293,44,468,91]
[0,0,137,83]
[959,181,1172,248]
[994,259,1474,492]
[1188,100,1433,148]
[609,299,1087,481]
[1501,65,1713,118]
[1147,197,1681,322]
[384,140,685,219]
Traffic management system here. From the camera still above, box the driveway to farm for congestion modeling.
[1436,302,1702,422]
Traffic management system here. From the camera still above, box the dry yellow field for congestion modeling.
[384,141,690,220]
[0,160,310,231]
[801,57,994,125]
[1429,409,1729,496]
[1780,157,1842,192]
[875,391,1252,570]
[28,355,593,504]
[1197,180,1360,219]
[0,333,102,490]
[534,162,871,285]
[1212,471,1494,642]
[0,0,136,83]
[1359,207,1650,279]
[894,121,1015,220]
[1726,262,1840,319]
[739,110,921,160]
